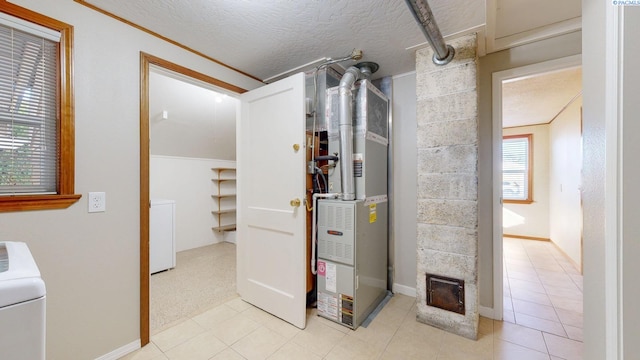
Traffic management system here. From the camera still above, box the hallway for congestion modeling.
[503,237,583,344]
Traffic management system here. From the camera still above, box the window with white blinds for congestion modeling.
[0,17,59,195]
[502,134,532,202]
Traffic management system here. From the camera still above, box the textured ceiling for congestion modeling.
[83,0,484,81]
[502,67,582,128]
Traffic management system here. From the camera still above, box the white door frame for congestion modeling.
[491,54,582,320]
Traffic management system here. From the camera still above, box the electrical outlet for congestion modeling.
[88,192,106,213]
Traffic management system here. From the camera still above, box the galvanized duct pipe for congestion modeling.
[405,0,455,65]
[338,66,360,201]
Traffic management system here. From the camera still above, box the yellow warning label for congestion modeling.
[369,203,377,223]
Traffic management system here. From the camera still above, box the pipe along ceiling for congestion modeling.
[405,0,455,65]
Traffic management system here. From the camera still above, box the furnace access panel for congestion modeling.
[316,199,387,329]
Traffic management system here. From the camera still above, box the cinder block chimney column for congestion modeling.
[415,33,479,340]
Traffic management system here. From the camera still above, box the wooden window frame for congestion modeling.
[0,1,80,212]
[503,134,533,204]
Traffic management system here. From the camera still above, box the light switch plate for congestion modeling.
[88,192,106,213]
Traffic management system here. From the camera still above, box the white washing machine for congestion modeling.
[0,241,46,360]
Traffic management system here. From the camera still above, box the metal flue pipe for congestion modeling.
[338,66,360,201]
[405,0,455,65]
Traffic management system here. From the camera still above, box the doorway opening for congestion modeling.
[139,52,246,345]
[493,55,583,335]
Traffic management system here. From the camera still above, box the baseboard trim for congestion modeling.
[479,306,499,320]
[549,239,582,274]
[95,340,140,360]
[392,283,416,298]
[223,230,236,244]
[503,234,550,242]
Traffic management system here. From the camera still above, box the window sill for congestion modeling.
[504,199,533,204]
[0,194,82,212]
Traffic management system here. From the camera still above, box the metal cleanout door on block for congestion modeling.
[236,72,307,329]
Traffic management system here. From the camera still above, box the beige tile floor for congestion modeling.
[122,238,583,360]
[503,237,583,347]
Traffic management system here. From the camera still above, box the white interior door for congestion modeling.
[236,72,307,328]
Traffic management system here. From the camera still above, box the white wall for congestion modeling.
[502,125,550,239]
[581,2,606,358]
[582,3,640,358]
[149,71,238,160]
[150,156,235,251]
[580,4,640,357]
[622,8,640,357]
[549,97,582,267]
[478,31,582,308]
[0,1,262,359]
[391,72,418,296]
[149,68,239,253]
[581,2,608,358]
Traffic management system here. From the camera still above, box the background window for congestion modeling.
[503,134,532,203]
[0,7,79,211]
[0,20,58,194]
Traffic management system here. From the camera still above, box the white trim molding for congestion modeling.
[604,4,624,359]
[484,0,581,55]
[94,340,140,360]
[392,283,417,298]
[479,306,496,319]
[491,17,582,54]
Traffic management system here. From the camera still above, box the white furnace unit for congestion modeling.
[316,199,387,328]
[313,64,389,329]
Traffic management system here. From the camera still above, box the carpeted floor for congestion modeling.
[150,242,238,333]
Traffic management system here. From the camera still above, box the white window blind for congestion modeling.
[502,136,530,201]
[0,19,60,195]
[0,13,61,42]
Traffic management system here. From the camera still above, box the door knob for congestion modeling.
[290,198,301,207]
[293,144,300,152]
